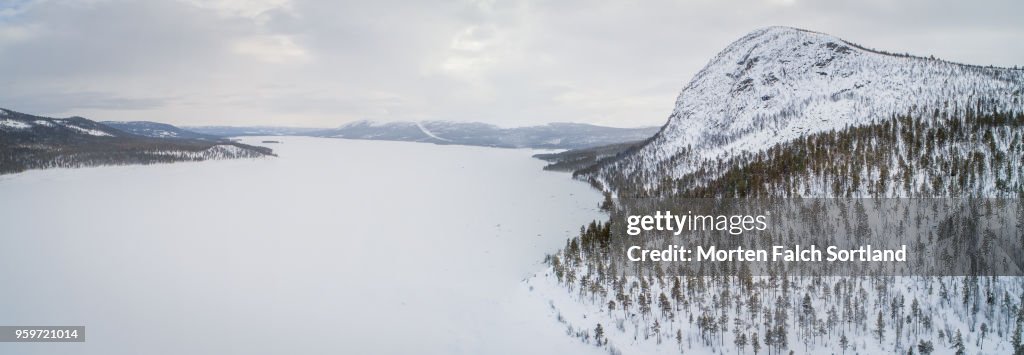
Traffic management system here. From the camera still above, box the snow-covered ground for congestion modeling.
[0,137,607,355]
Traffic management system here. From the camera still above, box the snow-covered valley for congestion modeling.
[0,137,608,355]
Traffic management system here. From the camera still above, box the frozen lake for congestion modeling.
[0,137,606,355]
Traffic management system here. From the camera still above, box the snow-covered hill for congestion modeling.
[0,107,273,175]
[535,27,1024,355]
[587,26,1024,194]
[1,108,123,138]
[103,121,221,140]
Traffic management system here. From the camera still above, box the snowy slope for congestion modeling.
[589,26,1024,192]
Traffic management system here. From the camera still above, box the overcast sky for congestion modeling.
[0,0,1021,127]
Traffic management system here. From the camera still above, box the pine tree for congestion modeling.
[839,333,849,354]
[638,293,651,319]
[1013,314,1023,355]
[918,340,934,355]
[951,329,965,355]
[775,324,787,353]
[735,332,747,354]
[594,324,604,346]
[653,319,662,344]
[827,306,839,335]
[739,262,754,291]
[671,277,683,311]
[962,279,970,306]
[659,292,673,320]
[676,329,683,351]
[875,311,886,344]
[980,322,988,349]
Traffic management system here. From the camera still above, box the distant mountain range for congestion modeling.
[1,106,658,174]
[103,121,222,140]
[184,126,327,137]
[306,121,659,149]
[184,121,659,149]
[0,108,273,175]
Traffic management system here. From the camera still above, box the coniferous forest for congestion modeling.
[536,103,1024,355]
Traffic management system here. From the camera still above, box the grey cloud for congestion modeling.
[0,0,1021,127]
[3,91,168,114]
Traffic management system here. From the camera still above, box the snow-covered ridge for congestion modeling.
[0,107,275,175]
[0,117,113,136]
[0,109,121,137]
[592,26,1024,191]
[0,118,32,130]
[58,121,114,136]
[101,121,224,140]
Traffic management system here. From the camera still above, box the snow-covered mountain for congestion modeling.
[0,108,273,175]
[586,26,1024,193]
[315,120,445,142]
[312,120,660,149]
[535,28,1024,355]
